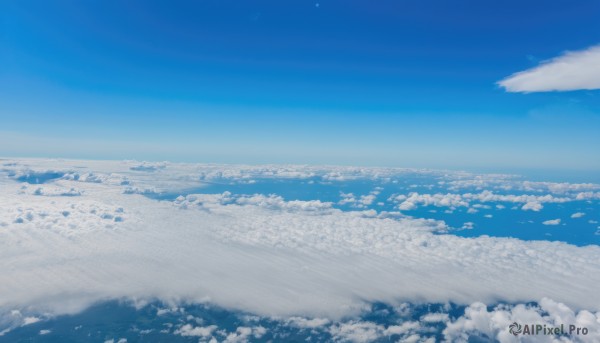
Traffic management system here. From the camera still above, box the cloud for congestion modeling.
[444,298,600,343]
[521,201,543,211]
[498,45,600,92]
[285,317,330,329]
[223,326,266,343]
[542,219,561,226]
[338,191,380,209]
[444,177,600,196]
[327,320,424,343]
[175,324,217,338]
[461,222,474,230]
[1,158,600,335]
[183,299,600,343]
[390,190,573,212]
[420,313,449,323]
[104,339,127,343]
[571,212,586,219]
[328,321,384,343]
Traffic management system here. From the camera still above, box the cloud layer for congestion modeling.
[1,158,600,341]
[498,45,600,92]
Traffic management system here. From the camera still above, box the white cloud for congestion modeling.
[461,222,475,230]
[522,201,543,211]
[394,192,469,211]
[339,190,380,209]
[329,321,384,343]
[384,321,420,336]
[286,317,330,329]
[390,190,573,212]
[542,219,561,226]
[20,316,41,326]
[444,298,600,343]
[498,45,600,92]
[175,324,217,338]
[1,158,600,335]
[222,326,256,343]
[575,192,600,201]
[338,192,357,205]
[420,313,449,323]
[571,212,586,219]
[443,175,600,196]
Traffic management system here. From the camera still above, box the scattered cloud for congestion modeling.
[521,201,543,211]
[542,219,561,226]
[175,324,217,338]
[338,189,381,209]
[328,321,384,343]
[461,222,474,230]
[444,298,600,342]
[390,190,575,212]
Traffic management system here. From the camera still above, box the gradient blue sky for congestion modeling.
[1,0,599,172]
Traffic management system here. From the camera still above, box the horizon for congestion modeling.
[3,156,600,184]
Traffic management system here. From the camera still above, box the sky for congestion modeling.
[1,0,600,172]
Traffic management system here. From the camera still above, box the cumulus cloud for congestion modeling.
[522,201,543,211]
[222,326,266,343]
[444,177,600,197]
[571,212,586,219]
[338,189,381,209]
[444,298,600,343]
[328,321,384,343]
[327,320,425,343]
[175,324,217,338]
[392,192,469,211]
[542,219,562,226]
[390,190,572,212]
[498,45,600,92]
[167,299,600,343]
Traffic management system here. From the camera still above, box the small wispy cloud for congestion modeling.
[542,218,561,226]
[498,45,600,92]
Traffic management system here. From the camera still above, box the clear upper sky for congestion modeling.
[1,0,599,172]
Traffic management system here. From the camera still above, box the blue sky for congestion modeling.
[1,0,599,172]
